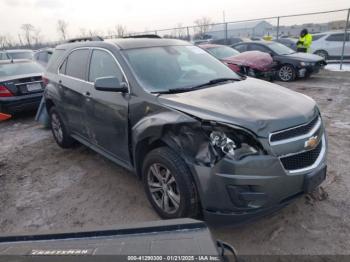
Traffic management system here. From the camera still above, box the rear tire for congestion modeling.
[278,64,296,82]
[49,107,75,148]
[142,147,199,219]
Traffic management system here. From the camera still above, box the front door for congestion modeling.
[85,48,130,164]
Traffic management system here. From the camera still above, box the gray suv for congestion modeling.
[44,38,327,224]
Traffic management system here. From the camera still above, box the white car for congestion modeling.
[311,31,350,60]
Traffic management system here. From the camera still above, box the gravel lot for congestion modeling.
[0,70,349,255]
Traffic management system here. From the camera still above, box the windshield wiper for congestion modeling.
[152,78,239,94]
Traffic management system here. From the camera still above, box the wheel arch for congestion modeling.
[278,63,297,81]
[131,110,203,178]
[313,49,328,59]
[45,98,55,112]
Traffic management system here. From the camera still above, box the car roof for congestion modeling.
[35,48,54,52]
[234,40,275,46]
[198,44,224,49]
[313,30,346,36]
[5,49,33,53]
[0,59,34,65]
[56,38,190,51]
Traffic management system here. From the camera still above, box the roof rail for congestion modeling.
[66,36,104,43]
[123,34,161,39]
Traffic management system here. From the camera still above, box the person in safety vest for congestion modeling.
[297,28,312,53]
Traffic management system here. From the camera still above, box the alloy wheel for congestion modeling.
[279,65,294,81]
[147,163,180,214]
[51,113,63,143]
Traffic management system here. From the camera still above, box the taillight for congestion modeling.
[0,85,13,97]
[42,77,49,87]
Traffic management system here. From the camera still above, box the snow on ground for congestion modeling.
[325,63,350,72]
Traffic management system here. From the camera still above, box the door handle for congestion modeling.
[84,91,91,97]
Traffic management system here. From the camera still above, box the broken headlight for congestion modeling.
[206,124,263,160]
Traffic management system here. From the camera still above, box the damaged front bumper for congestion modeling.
[187,151,327,225]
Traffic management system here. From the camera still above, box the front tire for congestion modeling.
[278,64,296,82]
[142,147,199,219]
[314,50,328,60]
[49,107,75,148]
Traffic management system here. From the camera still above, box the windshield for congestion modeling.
[267,42,295,55]
[7,51,34,60]
[123,45,240,93]
[206,46,240,59]
[0,62,43,77]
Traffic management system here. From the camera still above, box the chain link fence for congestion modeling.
[122,8,350,69]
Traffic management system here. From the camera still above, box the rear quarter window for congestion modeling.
[46,49,65,73]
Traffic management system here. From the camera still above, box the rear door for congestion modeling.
[84,48,130,163]
[324,33,349,57]
[58,48,91,139]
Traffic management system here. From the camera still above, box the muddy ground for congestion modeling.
[0,70,349,255]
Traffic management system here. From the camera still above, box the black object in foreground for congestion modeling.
[0,219,237,262]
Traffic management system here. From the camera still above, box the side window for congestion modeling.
[65,49,90,80]
[234,44,247,52]
[249,44,269,53]
[326,33,344,42]
[312,34,326,41]
[88,49,123,82]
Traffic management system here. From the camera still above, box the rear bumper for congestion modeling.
[0,93,42,114]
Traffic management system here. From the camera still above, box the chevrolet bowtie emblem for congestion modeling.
[305,136,319,149]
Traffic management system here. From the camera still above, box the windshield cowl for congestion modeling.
[151,78,241,95]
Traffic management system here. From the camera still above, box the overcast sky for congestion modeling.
[0,0,349,42]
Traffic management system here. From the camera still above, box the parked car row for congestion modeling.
[0,49,34,60]
[232,41,327,81]
[0,59,44,114]
[311,31,350,60]
[0,37,327,117]
[199,44,277,81]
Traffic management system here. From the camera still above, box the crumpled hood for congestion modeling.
[283,52,324,62]
[158,78,317,137]
[222,51,273,71]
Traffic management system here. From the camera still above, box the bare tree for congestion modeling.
[33,28,43,47]
[172,23,186,39]
[88,29,103,37]
[18,34,24,46]
[115,24,127,37]
[0,36,6,49]
[57,19,68,40]
[79,28,88,37]
[21,23,35,47]
[194,16,212,38]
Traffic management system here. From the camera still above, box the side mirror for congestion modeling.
[94,77,128,93]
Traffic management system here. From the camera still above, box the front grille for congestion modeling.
[280,140,322,170]
[270,117,319,142]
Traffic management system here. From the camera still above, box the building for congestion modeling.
[207,20,274,39]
